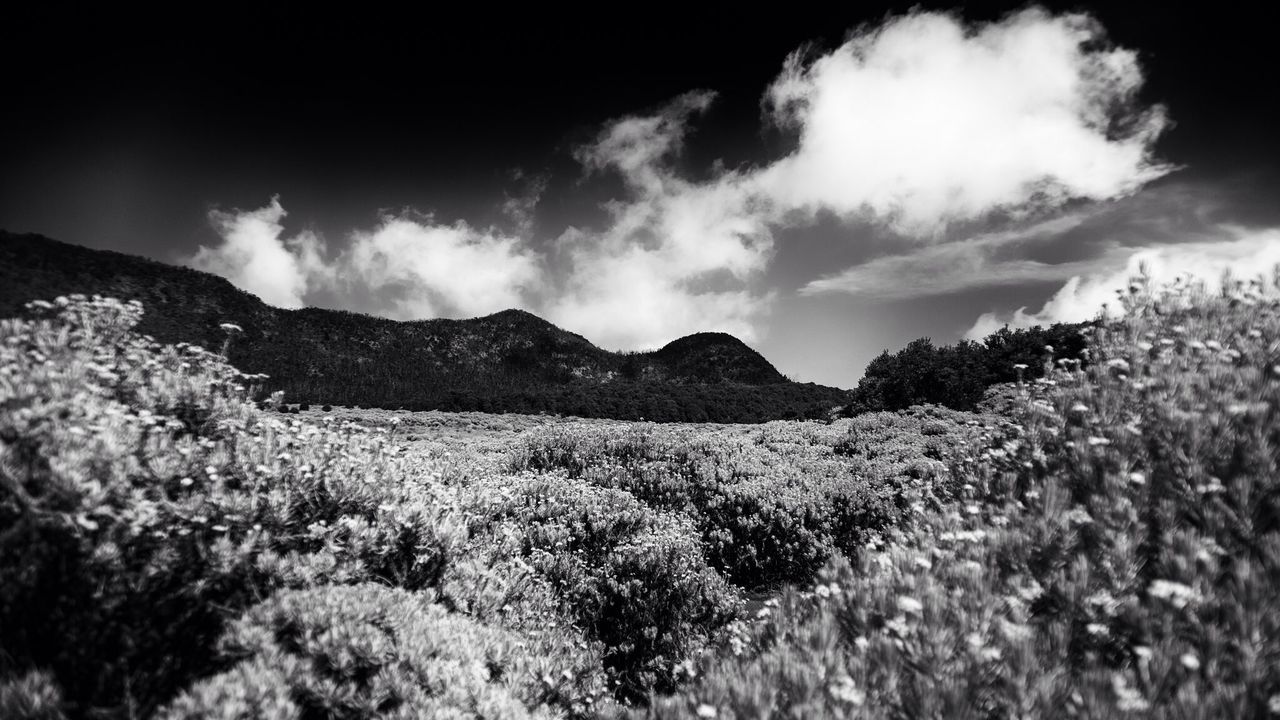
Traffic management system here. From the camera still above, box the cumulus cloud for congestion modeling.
[188,198,319,308]
[965,228,1280,339]
[188,7,1176,350]
[549,92,775,349]
[756,7,1171,236]
[189,201,541,319]
[343,217,542,320]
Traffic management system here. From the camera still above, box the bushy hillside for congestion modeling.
[3,269,1278,718]
[0,232,848,422]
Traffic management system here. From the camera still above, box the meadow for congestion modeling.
[2,273,1278,718]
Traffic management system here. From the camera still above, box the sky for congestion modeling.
[3,2,1279,388]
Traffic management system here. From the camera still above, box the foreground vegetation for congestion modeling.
[2,272,1278,717]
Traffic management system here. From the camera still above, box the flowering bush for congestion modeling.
[467,472,741,700]
[0,297,578,716]
[8,275,1278,719]
[511,410,978,589]
[642,270,1280,718]
[159,583,607,719]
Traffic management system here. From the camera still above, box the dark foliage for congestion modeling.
[846,323,1090,414]
[0,232,848,422]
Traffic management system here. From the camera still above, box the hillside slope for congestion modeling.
[0,231,847,421]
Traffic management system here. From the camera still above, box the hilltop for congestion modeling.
[0,231,847,421]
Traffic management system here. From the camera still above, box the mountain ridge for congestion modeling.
[0,231,848,422]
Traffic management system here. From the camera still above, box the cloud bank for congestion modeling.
[188,7,1176,350]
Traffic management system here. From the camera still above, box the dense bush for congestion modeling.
[511,410,980,590]
[0,296,594,717]
[160,584,607,719]
[847,323,1088,414]
[8,273,1278,718]
[644,271,1280,717]
[466,473,742,700]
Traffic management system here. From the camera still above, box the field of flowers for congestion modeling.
[2,276,1278,718]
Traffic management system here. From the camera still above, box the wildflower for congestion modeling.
[179,477,194,487]
[1268,694,1280,715]
[696,704,718,718]
[219,323,243,333]
[828,675,866,706]
[1133,646,1152,662]
[1112,674,1150,712]
[1128,471,1146,485]
[1180,653,1200,671]
[1088,436,1111,446]
[1149,579,1199,609]
[897,596,924,615]
[1086,623,1109,636]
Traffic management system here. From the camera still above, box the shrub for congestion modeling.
[0,671,66,720]
[642,271,1280,717]
[160,584,608,719]
[467,472,742,701]
[0,296,467,715]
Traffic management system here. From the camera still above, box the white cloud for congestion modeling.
[189,201,541,319]
[799,208,1109,298]
[343,217,543,320]
[549,93,775,349]
[188,8,1174,350]
[965,228,1280,339]
[188,197,315,308]
[756,7,1170,236]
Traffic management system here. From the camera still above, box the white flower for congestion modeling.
[1149,579,1200,609]
[828,675,866,706]
[218,323,243,333]
[696,703,717,718]
[1180,653,1200,671]
[897,596,924,615]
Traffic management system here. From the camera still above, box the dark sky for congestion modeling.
[4,2,1279,387]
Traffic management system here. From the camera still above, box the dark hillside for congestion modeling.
[0,231,849,422]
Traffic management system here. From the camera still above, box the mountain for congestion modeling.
[0,232,849,422]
